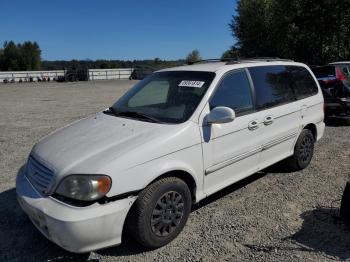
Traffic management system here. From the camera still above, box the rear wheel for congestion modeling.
[285,129,315,171]
[126,177,192,249]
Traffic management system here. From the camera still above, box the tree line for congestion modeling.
[42,58,185,71]
[0,40,189,72]
[0,41,41,71]
[225,0,350,64]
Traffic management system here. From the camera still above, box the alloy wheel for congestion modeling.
[150,191,185,237]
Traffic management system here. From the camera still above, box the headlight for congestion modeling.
[55,175,112,201]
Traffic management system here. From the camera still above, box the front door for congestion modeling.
[200,69,263,196]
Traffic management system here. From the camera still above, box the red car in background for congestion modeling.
[312,62,350,123]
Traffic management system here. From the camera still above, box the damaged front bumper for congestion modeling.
[16,167,136,253]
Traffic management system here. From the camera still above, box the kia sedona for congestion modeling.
[16,58,325,253]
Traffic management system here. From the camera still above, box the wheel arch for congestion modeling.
[147,170,197,204]
[304,123,317,140]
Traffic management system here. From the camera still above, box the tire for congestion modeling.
[340,182,350,224]
[126,177,192,249]
[285,129,315,171]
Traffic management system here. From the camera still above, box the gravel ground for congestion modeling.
[0,80,350,262]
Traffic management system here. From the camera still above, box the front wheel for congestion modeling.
[126,177,192,249]
[285,129,315,171]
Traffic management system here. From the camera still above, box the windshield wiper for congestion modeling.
[119,111,163,123]
[107,107,119,116]
[107,107,162,123]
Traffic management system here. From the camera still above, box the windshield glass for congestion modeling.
[111,71,216,124]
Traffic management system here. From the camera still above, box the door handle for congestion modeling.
[248,120,259,131]
[263,116,274,126]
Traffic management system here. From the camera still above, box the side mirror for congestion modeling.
[206,106,236,125]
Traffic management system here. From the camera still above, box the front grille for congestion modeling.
[25,156,54,195]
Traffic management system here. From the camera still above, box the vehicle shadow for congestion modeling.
[0,188,92,262]
[261,161,297,174]
[288,207,350,260]
[193,171,267,211]
[246,206,350,260]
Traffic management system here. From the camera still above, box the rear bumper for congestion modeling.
[316,121,325,141]
[16,167,136,253]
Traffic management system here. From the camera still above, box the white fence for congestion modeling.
[88,68,133,80]
[0,68,134,83]
[0,70,64,82]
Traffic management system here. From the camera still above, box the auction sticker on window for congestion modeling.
[179,80,205,88]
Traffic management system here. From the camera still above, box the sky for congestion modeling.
[0,0,237,61]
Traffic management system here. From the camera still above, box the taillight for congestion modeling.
[336,66,346,81]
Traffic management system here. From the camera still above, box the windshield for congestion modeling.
[111,71,216,124]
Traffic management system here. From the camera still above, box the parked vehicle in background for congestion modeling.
[64,68,89,82]
[16,59,324,253]
[329,62,350,78]
[312,63,350,122]
[129,66,155,80]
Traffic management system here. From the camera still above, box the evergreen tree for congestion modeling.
[231,0,350,64]
[186,50,202,64]
[0,41,41,71]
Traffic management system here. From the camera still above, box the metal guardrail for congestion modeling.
[0,68,134,83]
[88,68,133,80]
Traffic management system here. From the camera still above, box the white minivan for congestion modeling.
[16,59,325,253]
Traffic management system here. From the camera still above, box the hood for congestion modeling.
[31,112,195,178]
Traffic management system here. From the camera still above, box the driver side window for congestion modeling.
[210,70,253,114]
[128,81,169,107]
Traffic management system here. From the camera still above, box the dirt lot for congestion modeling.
[1,80,350,262]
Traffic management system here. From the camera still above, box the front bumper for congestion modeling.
[16,167,136,253]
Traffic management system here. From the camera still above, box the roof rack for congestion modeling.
[187,59,231,65]
[188,57,294,65]
[226,57,294,64]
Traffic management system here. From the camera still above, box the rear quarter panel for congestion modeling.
[302,66,325,138]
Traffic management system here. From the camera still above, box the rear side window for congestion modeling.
[210,70,253,114]
[312,66,335,78]
[340,65,350,76]
[287,66,319,99]
[249,66,295,110]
